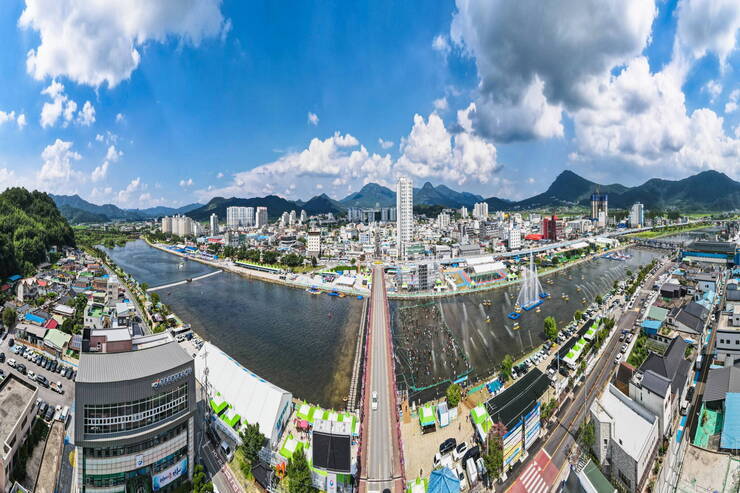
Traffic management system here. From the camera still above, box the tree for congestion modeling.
[483,429,504,480]
[603,317,615,330]
[2,307,17,328]
[140,282,149,292]
[281,253,304,268]
[262,250,279,265]
[287,451,315,493]
[245,249,261,263]
[446,383,462,408]
[193,464,214,493]
[310,256,317,268]
[595,295,603,305]
[543,316,558,341]
[574,310,583,321]
[500,354,513,382]
[578,419,595,451]
[150,292,160,306]
[240,422,266,465]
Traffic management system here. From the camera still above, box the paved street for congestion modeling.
[361,266,402,493]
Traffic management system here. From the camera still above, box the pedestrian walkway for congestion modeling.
[509,450,558,493]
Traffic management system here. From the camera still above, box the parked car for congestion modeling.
[453,442,468,462]
[0,352,4,363]
[35,374,49,387]
[44,405,54,421]
[51,381,64,394]
[455,465,468,491]
[38,401,48,417]
[27,370,36,381]
[16,363,26,375]
[614,354,622,364]
[440,438,457,456]
[7,358,16,368]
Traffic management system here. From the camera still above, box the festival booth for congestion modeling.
[419,405,437,433]
[471,405,493,443]
[437,402,450,428]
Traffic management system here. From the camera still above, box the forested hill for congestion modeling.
[0,188,75,278]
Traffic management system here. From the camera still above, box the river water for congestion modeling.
[103,240,362,409]
[104,240,663,407]
[389,247,663,403]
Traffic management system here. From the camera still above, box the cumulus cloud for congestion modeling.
[0,110,26,130]
[675,0,740,67]
[378,138,394,150]
[726,89,739,114]
[703,80,723,103]
[116,178,143,206]
[116,113,125,123]
[19,0,230,88]
[37,139,83,187]
[40,80,95,127]
[91,144,122,182]
[307,112,319,126]
[432,35,451,55]
[450,0,657,141]
[433,97,448,111]
[179,178,194,187]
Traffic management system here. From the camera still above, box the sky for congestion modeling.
[0,0,738,208]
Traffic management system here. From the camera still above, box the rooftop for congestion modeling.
[592,384,657,461]
[78,341,192,384]
[0,375,36,445]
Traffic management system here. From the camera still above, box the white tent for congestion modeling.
[195,342,293,447]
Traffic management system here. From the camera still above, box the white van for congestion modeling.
[466,457,478,487]
[220,441,233,462]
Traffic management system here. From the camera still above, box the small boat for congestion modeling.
[576,287,581,292]
[508,311,521,320]
[186,278,192,283]
[486,317,491,323]
[535,307,541,313]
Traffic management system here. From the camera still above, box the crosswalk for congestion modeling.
[518,460,550,493]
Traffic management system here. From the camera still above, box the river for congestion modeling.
[389,247,663,403]
[103,240,362,409]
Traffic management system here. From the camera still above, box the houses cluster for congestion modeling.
[0,249,141,357]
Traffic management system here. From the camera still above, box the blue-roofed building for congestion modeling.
[7,275,21,283]
[641,319,662,336]
[24,312,46,326]
[720,393,740,450]
[428,467,460,493]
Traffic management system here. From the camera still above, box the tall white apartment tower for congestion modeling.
[209,213,218,234]
[396,176,413,259]
[630,203,644,228]
[161,216,173,234]
[256,206,268,228]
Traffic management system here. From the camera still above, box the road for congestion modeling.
[504,256,674,493]
[360,266,402,493]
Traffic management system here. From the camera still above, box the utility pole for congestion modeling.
[198,342,211,464]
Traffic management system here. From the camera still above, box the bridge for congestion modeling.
[359,266,405,493]
[631,238,685,250]
[147,270,222,292]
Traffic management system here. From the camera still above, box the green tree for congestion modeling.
[2,307,17,328]
[262,250,279,265]
[310,256,317,268]
[281,253,304,268]
[543,316,558,341]
[140,282,149,292]
[577,419,595,451]
[245,249,261,263]
[603,317,615,330]
[500,354,513,382]
[595,295,603,305]
[239,422,266,465]
[483,429,504,479]
[150,292,160,306]
[193,464,214,493]
[446,383,462,408]
[287,451,315,493]
[574,310,583,321]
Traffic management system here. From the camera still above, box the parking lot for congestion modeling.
[0,332,76,422]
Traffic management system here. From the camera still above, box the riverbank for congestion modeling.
[626,222,710,239]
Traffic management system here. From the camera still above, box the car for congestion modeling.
[51,381,64,394]
[7,338,13,347]
[621,343,628,353]
[72,370,77,380]
[44,406,54,421]
[50,361,58,372]
[433,452,443,469]
[614,354,622,364]
[440,438,457,456]
[455,465,468,491]
[27,370,36,380]
[0,352,4,363]
[35,375,49,388]
[0,369,4,380]
[686,386,695,402]
[627,334,633,343]
[619,334,625,342]
[453,442,468,462]
[16,364,26,375]
[7,358,16,368]
[371,391,378,410]
[55,363,63,373]
[38,401,48,416]
[43,358,50,369]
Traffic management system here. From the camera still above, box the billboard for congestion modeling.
[152,457,188,491]
[503,419,523,468]
[524,403,541,451]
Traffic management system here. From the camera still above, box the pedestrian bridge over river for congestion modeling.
[147,270,222,292]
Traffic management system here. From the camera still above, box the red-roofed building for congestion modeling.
[0,284,9,292]
[44,319,59,329]
[525,234,544,241]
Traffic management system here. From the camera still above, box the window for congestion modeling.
[83,383,189,435]
[84,422,188,458]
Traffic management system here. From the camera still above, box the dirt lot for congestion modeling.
[678,445,740,493]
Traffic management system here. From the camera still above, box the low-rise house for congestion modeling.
[590,384,660,493]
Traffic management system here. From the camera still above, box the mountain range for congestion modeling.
[50,194,202,223]
[51,169,740,223]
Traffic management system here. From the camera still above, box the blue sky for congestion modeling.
[0,0,738,207]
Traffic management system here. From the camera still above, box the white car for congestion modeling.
[27,371,36,380]
[453,442,468,462]
[455,465,468,490]
[371,391,378,410]
[7,358,16,368]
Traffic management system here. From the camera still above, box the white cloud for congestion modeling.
[95,134,104,142]
[216,172,224,178]
[726,89,740,114]
[115,113,125,123]
[0,110,25,130]
[0,168,17,186]
[91,144,122,182]
[116,178,143,206]
[432,35,451,55]
[433,97,448,111]
[378,138,394,149]
[37,138,83,186]
[19,0,230,88]
[703,80,723,103]
[307,112,319,126]
[675,0,740,68]
[450,0,657,141]
[39,80,94,128]
[105,145,122,162]
[179,178,194,187]
[78,101,96,126]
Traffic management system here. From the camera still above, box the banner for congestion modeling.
[152,457,188,491]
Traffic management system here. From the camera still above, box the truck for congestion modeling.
[466,457,478,487]
[695,354,703,371]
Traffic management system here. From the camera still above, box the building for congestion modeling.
[460,206,468,219]
[161,216,173,234]
[307,231,321,257]
[542,215,563,241]
[74,342,196,493]
[163,215,198,237]
[226,206,252,229]
[289,210,297,226]
[396,176,414,259]
[209,213,218,234]
[681,241,739,266]
[256,207,268,228]
[508,227,521,251]
[591,192,608,224]
[590,384,659,492]
[436,212,450,229]
[300,210,307,223]
[0,375,38,493]
[629,203,644,228]
[473,202,489,220]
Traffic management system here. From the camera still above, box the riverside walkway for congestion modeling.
[359,266,404,493]
[147,270,222,291]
